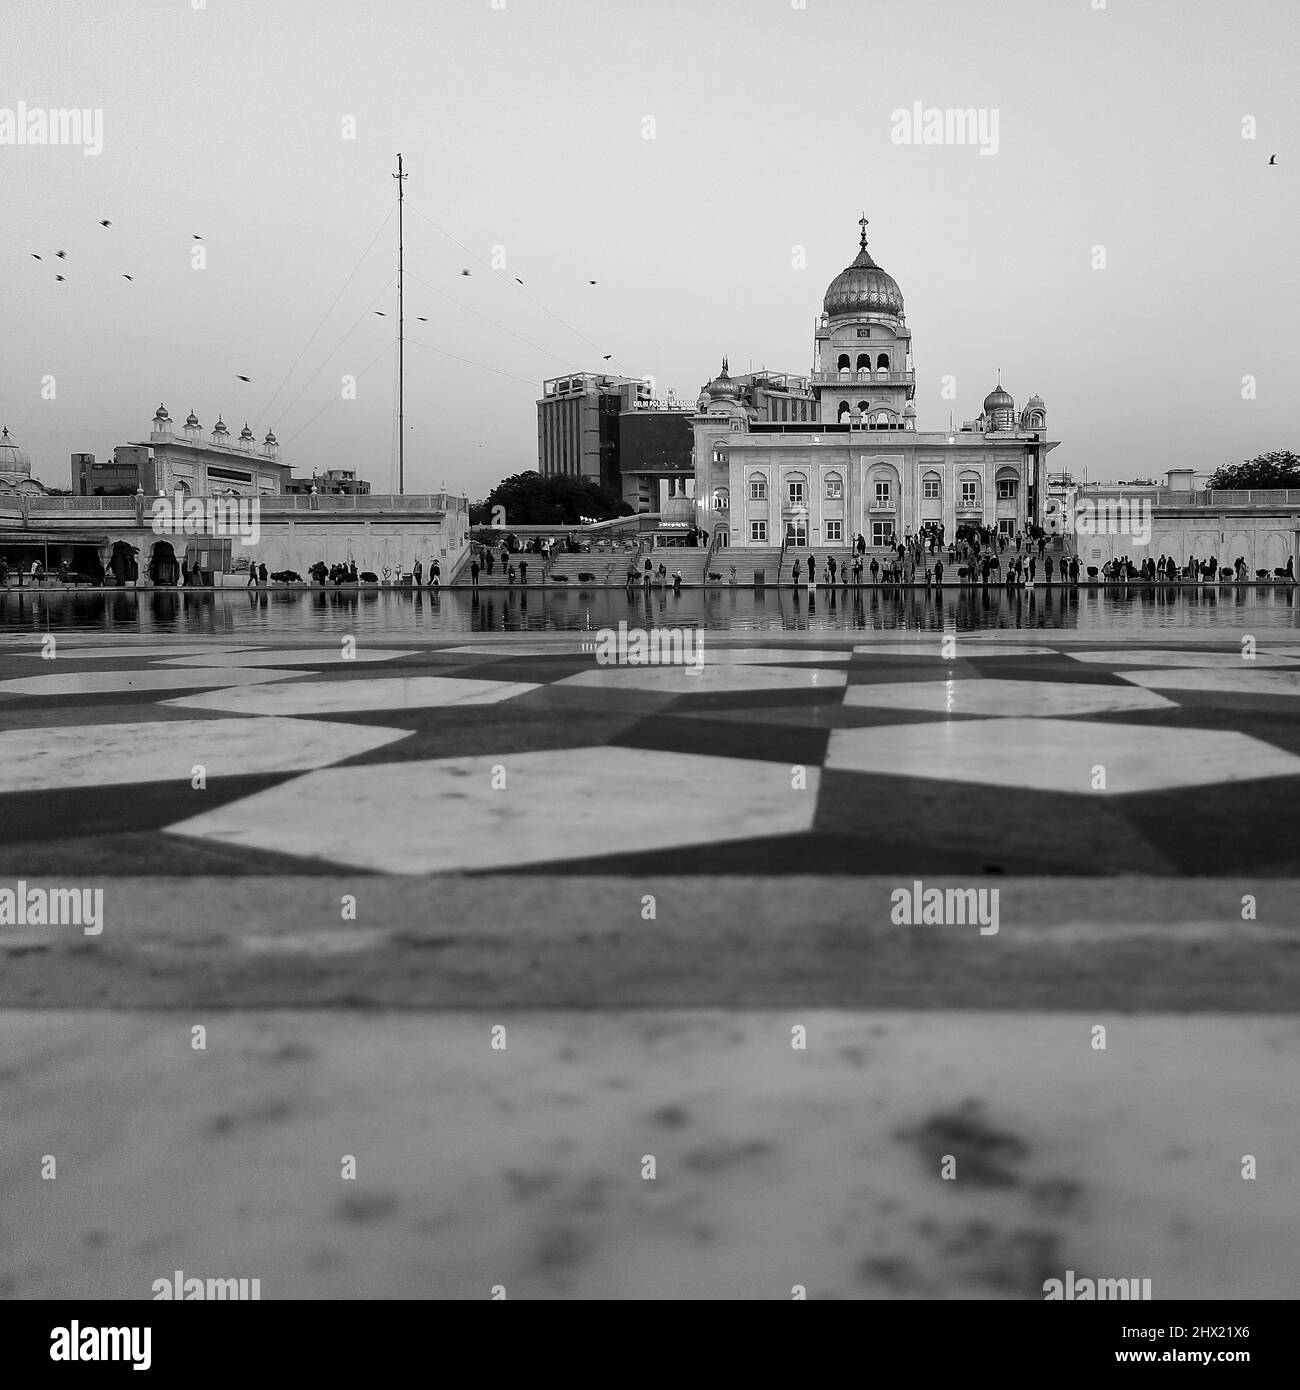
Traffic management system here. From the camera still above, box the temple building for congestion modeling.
[692,217,1058,552]
[73,405,290,496]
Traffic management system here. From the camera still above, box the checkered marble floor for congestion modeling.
[4,630,1300,881]
[3,628,1300,1299]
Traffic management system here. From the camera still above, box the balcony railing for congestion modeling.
[813,370,914,387]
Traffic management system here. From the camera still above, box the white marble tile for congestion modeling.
[1070,649,1300,668]
[0,718,411,793]
[168,746,819,873]
[159,649,417,667]
[439,643,591,658]
[825,718,1300,793]
[852,642,1058,658]
[843,678,1173,717]
[164,676,540,716]
[0,668,311,697]
[1118,668,1300,697]
[556,665,847,694]
[686,647,851,665]
[47,645,251,661]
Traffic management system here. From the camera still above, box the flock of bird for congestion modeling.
[27,217,614,381]
[30,221,205,283]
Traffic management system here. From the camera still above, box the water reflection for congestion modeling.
[0,583,1294,636]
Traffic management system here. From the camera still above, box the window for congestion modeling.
[998,518,1016,537]
[961,481,978,505]
[872,520,895,547]
[997,478,1017,499]
[837,354,850,370]
[877,353,890,370]
[875,481,892,505]
[838,400,851,423]
[749,475,767,501]
[785,518,808,546]
[787,480,805,507]
[825,474,843,499]
[826,520,843,542]
[750,520,767,543]
[712,488,729,512]
[923,477,941,499]
[856,354,870,372]
[712,445,728,465]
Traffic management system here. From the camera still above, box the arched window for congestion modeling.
[748,473,767,501]
[785,471,808,509]
[922,472,942,500]
[856,400,870,415]
[712,487,730,512]
[876,353,890,371]
[876,411,890,427]
[838,400,851,423]
[856,354,870,371]
[825,471,843,500]
[837,354,850,380]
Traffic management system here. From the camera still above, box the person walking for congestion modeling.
[934,558,944,587]
[470,558,480,588]
[431,559,440,589]
[828,556,837,585]
[413,558,423,587]
[485,550,494,577]
[519,560,528,585]
[869,556,879,584]
[807,552,817,586]
[1045,554,1054,584]
[258,562,268,585]
[792,558,801,585]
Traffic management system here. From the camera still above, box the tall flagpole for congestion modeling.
[394,153,407,495]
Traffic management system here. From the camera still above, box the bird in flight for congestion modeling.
[55,250,68,259]
[193,234,204,240]
[515,277,524,284]
[416,316,428,322]
[589,279,597,284]
[99,219,112,228]
[122,274,134,282]
[374,310,387,316]
[1268,155,1277,165]
[55,275,67,282]
[603,354,612,360]
[236,374,252,382]
[30,253,41,260]
[460,269,471,276]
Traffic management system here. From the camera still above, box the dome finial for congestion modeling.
[720,356,729,376]
[858,212,869,250]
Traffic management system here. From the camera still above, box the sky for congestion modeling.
[3,0,1297,499]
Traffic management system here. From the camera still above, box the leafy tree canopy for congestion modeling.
[469,471,633,526]
[1206,450,1300,490]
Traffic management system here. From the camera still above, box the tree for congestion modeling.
[469,471,633,526]
[1206,450,1300,490]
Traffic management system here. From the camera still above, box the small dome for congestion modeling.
[264,429,278,445]
[185,410,200,428]
[0,425,33,479]
[983,384,1014,414]
[213,416,229,434]
[153,403,171,422]
[239,422,255,441]
[703,357,741,400]
[1025,393,1044,409]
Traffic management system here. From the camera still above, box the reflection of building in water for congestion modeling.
[693,217,1058,552]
